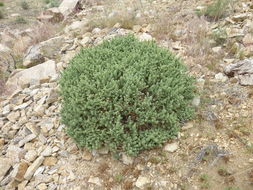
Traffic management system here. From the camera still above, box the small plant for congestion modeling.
[60,35,196,156]
[15,16,27,24]
[21,0,29,10]
[44,0,60,8]
[224,187,241,190]
[199,0,232,21]
[199,174,210,189]
[0,2,4,6]
[212,27,228,46]
[0,9,3,19]
[114,173,124,183]
[218,166,231,176]
[200,174,209,182]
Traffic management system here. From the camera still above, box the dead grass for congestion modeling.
[12,22,61,59]
[199,0,234,21]
[87,0,146,30]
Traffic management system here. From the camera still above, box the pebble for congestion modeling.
[164,142,179,152]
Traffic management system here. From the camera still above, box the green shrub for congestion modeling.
[199,0,232,21]
[15,16,27,24]
[59,35,196,156]
[0,2,4,7]
[21,0,29,10]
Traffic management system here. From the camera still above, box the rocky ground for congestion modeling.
[1,0,253,190]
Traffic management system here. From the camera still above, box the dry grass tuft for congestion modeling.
[87,0,145,30]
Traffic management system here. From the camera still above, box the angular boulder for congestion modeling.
[6,60,57,94]
[224,59,253,85]
[59,0,81,16]
[23,36,65,67]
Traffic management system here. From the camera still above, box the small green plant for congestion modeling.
[60,35,196,156]
[44,0,60,8]
[0,9,3,19]
[199,0,232,21]
[21,0,29,10]
[224,187,241,190]
[0,2,4,6]
[199,174,210,189]
[200,174,209,182]
[212,27,228,46]
[114,173,124,183]
[15,16,27,24]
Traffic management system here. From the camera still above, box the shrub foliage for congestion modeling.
[59,35,195,156]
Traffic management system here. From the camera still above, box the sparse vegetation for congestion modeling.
[200,174,211,189]
[0,9,3,19]
[0,2,4,6]
[60,35,196,156]
[199,0,233,21]
[15,16,27,24]
[21,0,29,10]
[44,0,60,8]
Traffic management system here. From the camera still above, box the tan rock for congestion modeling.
[37,183,47,190]
[12,161,29,181]
[135,176,151,188]
[17,180,28,190]
[59,0,81,16]
[82,150,92,161]
[243,33,253,46]
[18,134,37,147]
[88,176,102,186]
[23,36,64,67]
[164,142,178,152]
[24,156,44,180]
[7,111,20,122]
[0,158,12,181]
[133,25,142,33]
[43,157,57,166]
[6,60,57,95]
[25,150,38,162]
[122,153,134,165]
[46,89,58,104]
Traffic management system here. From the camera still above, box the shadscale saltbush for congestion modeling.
[59,35,196,156]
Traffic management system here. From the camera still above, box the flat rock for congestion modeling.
[88,176,102,186]
[12,161,29,181]
[43,157,57,166]
[23,36,64,67]
[122,153,134,165]
[224,59,253,85]
[6,60,57,95]
[0,158,12,181]
[164,142,179,152]
[24,156,44,180]
[59,0,81,16]
[135,176,151,188]
[138,33,153,41]
[7,111,20,122]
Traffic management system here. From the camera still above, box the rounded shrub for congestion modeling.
[59,35,196,156]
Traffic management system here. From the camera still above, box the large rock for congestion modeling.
[24,156,44,180]
[0,158,12,181]
[23,36,65,67]
[59,0,81,16]
[224,59,253,85]
[6,60,57,94]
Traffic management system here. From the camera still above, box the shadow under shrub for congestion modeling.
[59,35,196,156]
